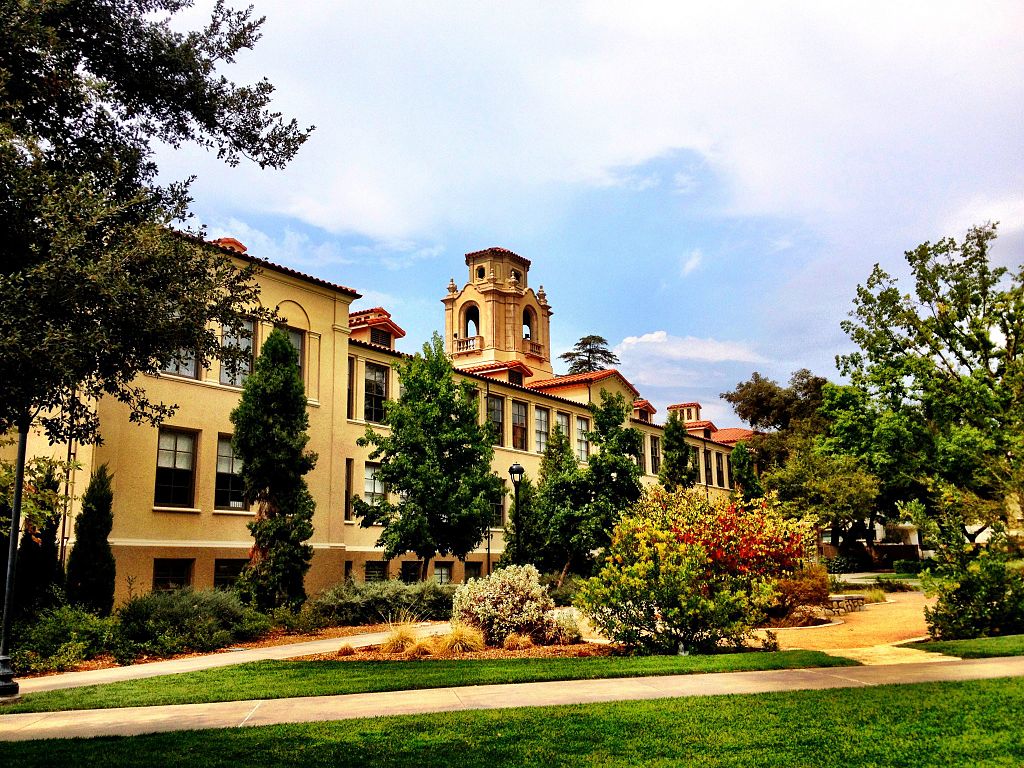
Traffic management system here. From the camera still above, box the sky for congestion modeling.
[159,1,1024,428]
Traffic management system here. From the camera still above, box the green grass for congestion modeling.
[907,634,1024,658]
[4,650,855,714]
[5,678,1024,766]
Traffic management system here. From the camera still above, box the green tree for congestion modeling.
[8,461,63,618]
[65,465,116,616]
[729,442,763,501]
[528,426,589,580]
[835,223,1023,537]
[353,334,502,579]
[231,330,316,612]
[501,477,542,567]
[558,335,620,374]
[659,411,698,490]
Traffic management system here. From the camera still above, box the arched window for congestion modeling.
[522,307,535,340]
[476,266,486,280]
[463,305,480,338]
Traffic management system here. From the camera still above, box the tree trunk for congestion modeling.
[556,559,571,589]
[420,557,431,582]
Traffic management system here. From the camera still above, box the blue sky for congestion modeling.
[160,2,1024,427]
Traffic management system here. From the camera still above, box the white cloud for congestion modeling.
[672,172,698,194]
[163,2,1024,249]
[943,193,1024,238]
[679,249,703,277]
[206,218,352,270]
[616,330,766,364]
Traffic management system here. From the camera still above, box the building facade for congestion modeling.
[9,243,743,603]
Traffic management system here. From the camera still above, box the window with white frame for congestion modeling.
[486,394,505,446]
[535,407,550,453]
[364,462,385,507]
[214,436,246,510]
[576,416,590,461]
[364,361,389,423]
[219,319,253,386]
[511,400,528,450]
[155,428,196,507]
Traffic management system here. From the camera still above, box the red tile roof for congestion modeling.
[458,360,535,377]
[667,401,701,410]
[686,419,718,432]
[527,368,640,397]
[464,246,532,268]
[711,427,757,445]
[349,307,406,338]
[633,398,656,414]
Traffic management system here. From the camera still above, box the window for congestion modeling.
[487,394,504,446]
[219,319,253,386]
[650,436,661,474]
[576,416,590,461]
[726,455,733,489]
[364,462,385,507]
[691,446,700,482]
[370,327,392,347]
[347,356,355,419]
[153,558,193,591]
[556,411,570,437]
[535,407,550,453]
[161,350,198,379]
[464,562,482,581]
[214,436,246,510]
[400,561,421,583]
[344,560,353,581]
[280,326,305,381]
[704,449,713,485]
[364,561,387,582]
[511,400,528,450]
[213,559,249,589]
[490,489,505,527]
[364,362,389,423]
[716,452,725,487]
[155,428,196,507]
[344,458,354,520]
[434,562,453,584]
[508,370,524,387]
[636,437,646,474]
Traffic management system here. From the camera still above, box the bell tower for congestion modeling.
[442,247,554,382]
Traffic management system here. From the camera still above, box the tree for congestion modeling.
[659,411,698,490]
[8,461,63,618]
[501,477,542,567]
[730,442,763,501]
[1,0,310,445]
[835,223,1023,537]
[65,465,116,616]
[558,335,620,374]
[231,330,316,612]
[353,333,503,579]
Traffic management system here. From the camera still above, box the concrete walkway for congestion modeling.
[17,623,448,695]
[2,655,1023,742]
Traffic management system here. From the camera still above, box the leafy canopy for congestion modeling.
[558,335,620,374]
[353,333,503,574]
[659,411,698,491]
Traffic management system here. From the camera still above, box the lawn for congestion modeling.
[907,634,1024,658]
[4,650,854,714]
[5,678,1024,767]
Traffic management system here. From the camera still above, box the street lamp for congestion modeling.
[508,463,525,563]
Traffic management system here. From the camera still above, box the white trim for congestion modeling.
[152,506,202,514]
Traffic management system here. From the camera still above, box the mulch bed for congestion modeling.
[290,642,612,663]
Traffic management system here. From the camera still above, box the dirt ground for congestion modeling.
[760,591,935,650]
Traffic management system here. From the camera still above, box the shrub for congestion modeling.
[503,632,533,651]
[893,559,924,575]
[576,489,814,654]
[545,612,582,645]
[765,564,830,626]
[436,624,485,653]
[451,564,556,646]
[336,643,356,657]
[406,639,435,658]
[862,588,887,604]
[115,588,270,662]
[301,579,457,628]
[11,605,116,674]
[823,554,860,574]
[872,576,916,592]
[923,537,1024,639]
[379,625,417,654]
[539,573,582,607]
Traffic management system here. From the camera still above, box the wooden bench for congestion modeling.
[827,594,866,614]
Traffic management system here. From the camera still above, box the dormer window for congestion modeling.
[370,327,392,348]
[509,370,524,387]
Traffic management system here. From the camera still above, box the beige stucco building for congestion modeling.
[8,242,743,603]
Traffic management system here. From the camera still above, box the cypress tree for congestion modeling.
[231,329,316,612]
[65,465,116,616]
[659,412,699,491]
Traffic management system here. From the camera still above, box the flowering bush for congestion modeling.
[451,564,556,645]
[576,488,814,654]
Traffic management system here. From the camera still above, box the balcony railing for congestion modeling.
[454,336,482,354]
[521,339,543,357]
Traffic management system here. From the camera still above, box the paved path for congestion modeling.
[17,623,448,695]
[2,656,1022,742]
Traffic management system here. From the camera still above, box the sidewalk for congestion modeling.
[17,622,448,695]
[2,655,1023,742]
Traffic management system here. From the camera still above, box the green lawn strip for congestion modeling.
[907,634,1024,658]
[6,678,1024,767]
[5,650,855,714]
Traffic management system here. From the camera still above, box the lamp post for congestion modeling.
[0,416,30,700]
[508,463,525,563]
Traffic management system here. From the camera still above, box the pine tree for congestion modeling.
[65,465,116,616]
[354,333,502,578]
[730,442,763,501]
[231,329,317,612]
[659,412,699,490]
[558,335,620,374]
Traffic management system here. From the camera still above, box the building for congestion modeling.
[8,243,742,602]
